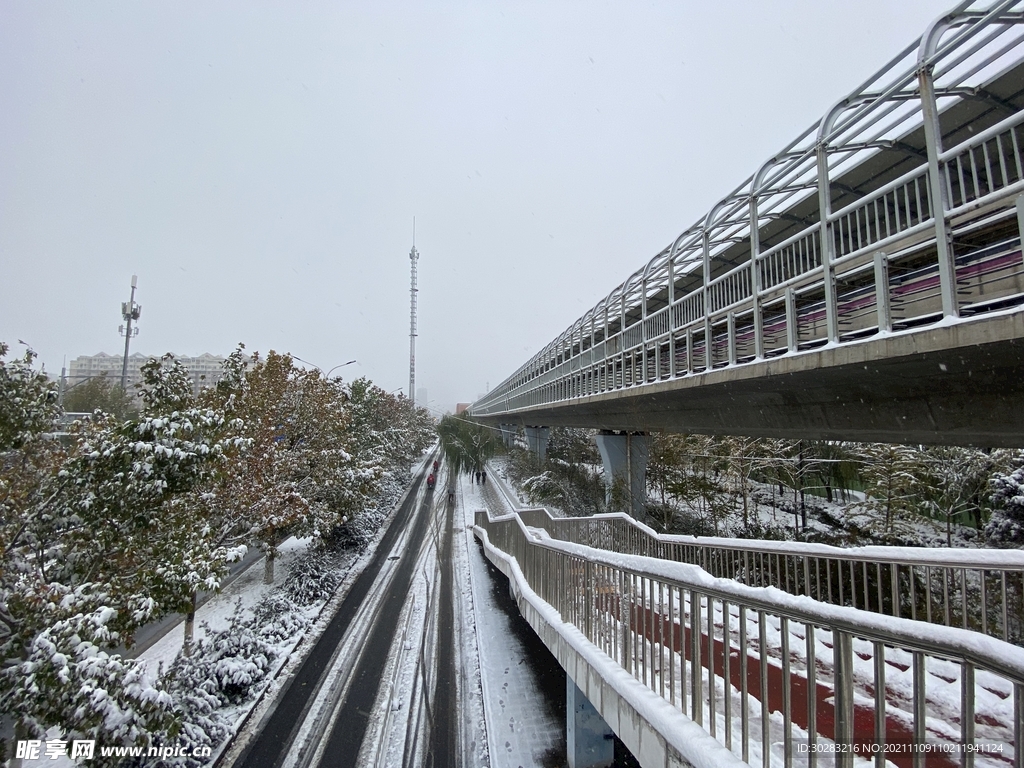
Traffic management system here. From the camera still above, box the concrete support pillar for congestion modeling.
[567,677,614,768]
[524,425,550,461]
[500,423,517,449]
[595,430,649,517]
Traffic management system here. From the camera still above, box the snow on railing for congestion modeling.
[512,507,1024,646]
[474,507,1024,768]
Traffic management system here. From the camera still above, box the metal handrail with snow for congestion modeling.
[474,507,1024,768]
[512,507,1024,646]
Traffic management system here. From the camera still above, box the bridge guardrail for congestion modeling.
[471,3,1024,420]
[511,507,1024,646]
[475,507,1024,768]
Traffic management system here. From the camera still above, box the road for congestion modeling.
[230,454,456,768]
[425,484,457,768]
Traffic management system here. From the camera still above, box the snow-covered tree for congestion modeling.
[720,436,770,529]
[200,349,311,586]
[919,446,1003,546]
[200,351,405,584]
[855,443,924,534]
[2,341,435,757]
[285,367,382,544]
[986,453,1024,547]
[0,342,58,449]
[1,350,243,749]
[346,377,434,472]
[438,414,500,477]
[61,371,137,421]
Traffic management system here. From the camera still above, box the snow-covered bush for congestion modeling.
[253,594,309,641]
[166,602,276,709]
[327,505,388,550]
[284,548,342,606]
[162,662,230,768]
[160,598,305,765]
[324,469,412,551]
[0,342,59,449]
[6,607,177,756]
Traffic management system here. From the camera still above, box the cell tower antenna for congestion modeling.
[119,274,141,392]
[409,219,419,407]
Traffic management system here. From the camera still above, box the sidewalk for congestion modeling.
[457,471,567,767]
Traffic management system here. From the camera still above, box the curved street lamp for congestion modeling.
[291,356,358,379]
[325,360,358,378]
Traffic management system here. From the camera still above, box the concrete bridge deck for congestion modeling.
[480,308,1024,447]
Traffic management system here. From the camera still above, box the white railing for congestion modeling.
[475,507,1024,768]
[514,507,1024,646]
[758,229,823,292]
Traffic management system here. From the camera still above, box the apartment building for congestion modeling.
[67,352,227,394]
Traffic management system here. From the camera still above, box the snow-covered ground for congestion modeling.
[220,460,575,768]
[366,464,569,767]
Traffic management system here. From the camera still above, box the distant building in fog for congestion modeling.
[455,403,471,415]
[67,352,227,395]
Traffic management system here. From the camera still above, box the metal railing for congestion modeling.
[512,507,1024,646]
[472,2,1024,419]
[476,508,1024,768]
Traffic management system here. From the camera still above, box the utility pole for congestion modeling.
[119,275,141,392]
[58,359,66,408]
[409,219,419,407]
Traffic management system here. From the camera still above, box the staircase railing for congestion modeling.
[475,508,1024,768]
[512,507,1024,645]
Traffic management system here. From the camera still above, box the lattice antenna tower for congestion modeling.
[409,218,419,406]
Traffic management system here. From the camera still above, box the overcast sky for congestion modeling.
[1,1,952,414]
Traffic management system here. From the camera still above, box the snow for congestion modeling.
[15,539,319,768]
[14,461,429,768]
[528,527,1024,677]
[138,538,312,675]
[25,442,1015,768]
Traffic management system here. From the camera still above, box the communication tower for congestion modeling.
[119,275,141,391]
[409,220,419,406]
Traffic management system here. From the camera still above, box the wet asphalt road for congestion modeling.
[425,489,457,768]
[233,460,434,768]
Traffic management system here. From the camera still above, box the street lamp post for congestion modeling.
[325,360,358,378]
[291,356,357,379]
